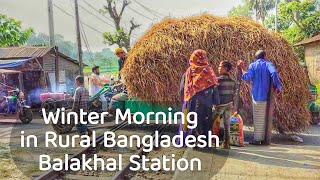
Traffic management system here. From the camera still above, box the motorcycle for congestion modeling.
[88,83,125,113]
[0,82,33,123]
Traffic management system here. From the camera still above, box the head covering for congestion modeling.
[115,47,124,54]
[184,49,218,101]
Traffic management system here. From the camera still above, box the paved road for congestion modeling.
[173,125,320,180]
[1,115,319,179]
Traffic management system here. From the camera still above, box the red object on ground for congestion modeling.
[40,93,70,101]
[212,115,220,136]
[230,113,245,147]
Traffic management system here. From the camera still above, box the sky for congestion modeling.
[0,0,242,51]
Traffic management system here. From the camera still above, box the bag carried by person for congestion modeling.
[230,113,244,147]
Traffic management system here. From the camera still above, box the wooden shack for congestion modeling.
[296,34,320,82]
[0,46,82,106]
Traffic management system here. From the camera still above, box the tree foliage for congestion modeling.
[101,0,140,51]
[85,48,118,68]
[247,0,275,23]
[265,0,320,61]
[27,32,118,67]
[0,14,32,47]
[28,32,77,59]
[266,0,320,44]
[103,28,130,50]
[228,1,254,18]
[228,0,275,23]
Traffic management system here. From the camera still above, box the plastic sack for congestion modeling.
[230,113,244,147]
[212,115,221,136]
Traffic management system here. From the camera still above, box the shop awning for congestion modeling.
[0,58,33,68]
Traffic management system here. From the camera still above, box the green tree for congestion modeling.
[228,0,254,18]
[27,32,119,67]
[266,0,320,44]
[28,32,77,59]
[100,0,140,51]
[27,32,48,46]
[248,0,275,23]
[83,48,118,68]
[265,0,320,61]
[54,34,78,59]
[103,28,130,50]
[0,14,32,47]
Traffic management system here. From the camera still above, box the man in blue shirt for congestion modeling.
[238,50,282,145]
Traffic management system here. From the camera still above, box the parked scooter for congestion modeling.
[0,82,33,123]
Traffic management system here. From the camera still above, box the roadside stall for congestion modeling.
[0,58,50,107]
[0,68,33,123]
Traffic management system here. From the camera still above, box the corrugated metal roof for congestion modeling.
[0,46,86,67]
[0,46,53,59]
[58,52,87,66]
[295,34,320,46]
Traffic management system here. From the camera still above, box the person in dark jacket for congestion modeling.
[177,49,219,147]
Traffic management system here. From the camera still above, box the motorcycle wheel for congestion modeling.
[19,109,33,124]
[52,110,75,134]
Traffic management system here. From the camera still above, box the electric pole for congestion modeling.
[75,0,83,76]
[275,0,279,32]
[48,0,55,46]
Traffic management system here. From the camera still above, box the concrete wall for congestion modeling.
[305,41,320,83]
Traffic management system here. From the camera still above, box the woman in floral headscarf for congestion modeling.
[178,49,220,147]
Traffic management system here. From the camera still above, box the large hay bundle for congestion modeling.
[123,14,310,133]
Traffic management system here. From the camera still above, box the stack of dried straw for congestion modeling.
[123,14,310,133]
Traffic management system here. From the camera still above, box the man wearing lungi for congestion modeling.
[238,50,282,145]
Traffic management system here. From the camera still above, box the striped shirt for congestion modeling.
[218,74,236,104]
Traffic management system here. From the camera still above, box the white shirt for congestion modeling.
[89,73,103,96]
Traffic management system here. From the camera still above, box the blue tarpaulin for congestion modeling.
[0,58,32,68]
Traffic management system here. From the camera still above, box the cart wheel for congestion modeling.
[41,98,57,113]
[52,110,75,134]
[19,109,33,124]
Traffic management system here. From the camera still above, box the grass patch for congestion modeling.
[0,143,10,158]
[0,143,7,149]
[0,156,27,179]
[10,148,28,156]
[24,164,40,176]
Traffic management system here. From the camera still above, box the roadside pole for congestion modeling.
[75,0,83,76]
[48,0,55,46]
[48,0,59,91]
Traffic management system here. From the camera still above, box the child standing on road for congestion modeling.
[214,61,236,149]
